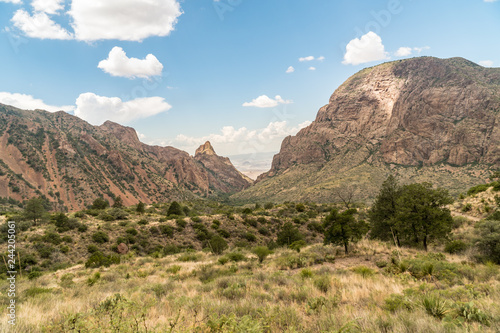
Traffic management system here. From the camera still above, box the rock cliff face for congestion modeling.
[194,141,252,193]
[235,57,500,203]
[0,105,250,210]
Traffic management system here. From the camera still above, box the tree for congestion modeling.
[276,222,304,246]
[323,208,368,254]
[136,201,145,214]
[332,185,358,209]
[369,175,402,246]
[167,201,184,216]
[207,235,228,255]
[91,197,109,210]
[24,197,47,225]
[395,183,453,251]
[474,219,500,264]
[112,196,123,208]
[252,246,271,263]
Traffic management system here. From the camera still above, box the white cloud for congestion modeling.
[165,120,312,156]
[0,92,74,112]
[309,66,316,71]
[484,0,498,2]
[74,93,171,125]
[342,31,389,65]
[286,66,295,74]
[479,60,494,67]
[0,0,22,3]
[317,56,325,61]
[395,46,431,57]
[69,0,182,42]
[98,47,163,79]
[11,9,73,39]
[299,56,315,62]
[32,0,64,14]
[395,47,412,57]
[242,95,292,108]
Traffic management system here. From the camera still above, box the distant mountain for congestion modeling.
[0,105,251,210]
[233,57,500,203]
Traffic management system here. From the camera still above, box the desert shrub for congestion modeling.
[85,252,120,268]
[176,218,187,230]
[252,246,271,263]
[211,220,221,229]
[245,218,258,228]
[137,219,148,225]
[384,294,414,312]
[87,272,101,286]
[149,226,159,235]
[163,244,180,255]
[35,244,55,259]
[462,203,472,212]
[289,240,307,252]
[455,301,491,325]
[166,265,181,274]
[243,232,257,242]
[167,202,184,216]
[307,222,324,233]
[444,240,469,254]
[422,295,449,319]
[475,219,500,264]
[91,198,109,210]
[77,224,88,233]
[264,203,274,210]
[313,276,330,293]
[92,231,109,244]
[300,268,314,279]
[467,184,490,196]
[191,216,202,223]
[87,245,99,254]
[218,256,230,265]
[277,222,304,246]
[25,286,52,298]
[125,228,138,236]
[217,229,231,238]
[352,266,375,278]
[42,232,62,245]
[28,271,43,280]
[258,227,270,236]
[226,252,246,262]
[177,252,201,262]
[204,235,227,255]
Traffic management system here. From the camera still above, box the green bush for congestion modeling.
[85,252,120,268]
[422,295,449,319]
[226,252,246,262]
[444,240,469,254]
[243,232,257,242]
[313,276,330,293]
[467,184,491,196]
[475,219,500,264]
[92,231,110,244]
[252,246,271,263]
[42,232,62,245]
[164,244,180,255]
[217,229,231,238]
[206,235,228,255]
[87,244,99,254]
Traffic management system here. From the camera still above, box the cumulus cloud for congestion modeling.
[484,0,498,2]
[74,93,171,125]
[395,46,430,58]
[98,47,163,79]
[166,120,312,156]
[32,0,64,14]
[0,0,22,3]
[342,31,389,65]
[479,60,494,67]
[299,56,315,62]
[286,66,295,74]
[11,9,73,39]
[317,56,325,61]
[69,0,182,41]
[0,92,74,112]
[242,95,292,108]
[395,47,412,57]
[308,66,316,71]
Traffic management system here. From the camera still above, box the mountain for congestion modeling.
[0,104,251,210]
[233,57,500,203]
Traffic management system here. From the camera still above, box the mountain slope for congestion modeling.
[0,105,251,210]
[233,57,500,203]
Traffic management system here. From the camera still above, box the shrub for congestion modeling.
[166,265,181,274]
[78,224,88,233]
[352,266,375,278]
[462,203,472,212]
[276,222,304,246]
[62,235,73,243]
[87,245,99,254]
[475,219,500,264]
[177,253,200,262]
[87,272,101,286]
[85,252,120,268]
[467,184,490,196]
[28,271,43,280]
[164,244,180,255]
[42,232,62,245]
[289,240,307,252]
[444,240,469,254]
[126,228,138,236]
[217,229,231,238]
[91,198,109,210]
[92,231,109,244]
[252,246,271,264]
[137,219,148,225]
[149,226,159,235]
[226,252,246,262]
[25,286,52,298]
[207,235,228,255]
[300,268,314,279]
[258,227,270,236]
[422,296,449,319]
[313,276,330,293]
[167,201,184,216]
[243,232,257,242]
[264,203,274,209]
[176,218,187,230]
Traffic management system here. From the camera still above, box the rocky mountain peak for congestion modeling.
[195,141,216,157]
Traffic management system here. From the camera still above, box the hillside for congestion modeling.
[0,105,251,210]
[233,57,500,203]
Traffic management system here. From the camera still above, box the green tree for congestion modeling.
[24,197,47,225]
[276,222,304,246]
[474,219,500,264]
[112,196,123,208]
[167,201,184,216]
[136,201,145,214]
[395,183,453,251]
[207,235,228,255]
[369,175,402,246]
[91,197,109,210]
[323,208,368,254]
[252,246,271,263]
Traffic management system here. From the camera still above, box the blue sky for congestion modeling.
[0,0,498,177]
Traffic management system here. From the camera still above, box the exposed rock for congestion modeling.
[117,243,129,255]
[236,57,500,202]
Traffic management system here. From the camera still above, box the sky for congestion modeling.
[0,0,498,178]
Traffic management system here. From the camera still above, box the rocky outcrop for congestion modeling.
[236,57,500,203]
[0,105,249,210]
[195,141,252,193]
